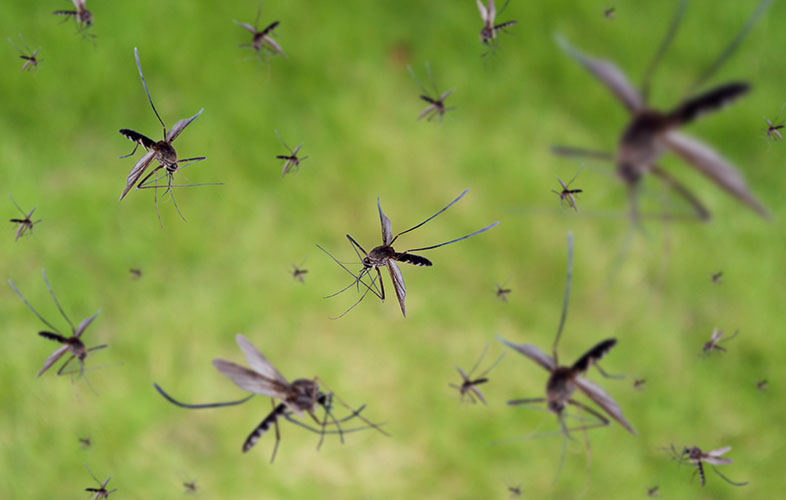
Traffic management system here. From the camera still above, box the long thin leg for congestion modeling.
[133,47,167,137]
[553,232,573,364]
[314,379,390,437]
[650,165,711,221]
[550,146,614,162]
[402,221,499,253]
[41,270,75,331]
[641,0,689,102]
[270,398,281,464]
[153,383,254,408]
[8,280,60,332]
[389,189,470,244]
[56,354,77,376]
[710,465,748,487]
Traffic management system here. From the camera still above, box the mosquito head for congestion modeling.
[361,256,373,268]
[617,161,642,186]
[547,399,565,415]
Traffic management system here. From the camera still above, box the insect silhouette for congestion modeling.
[84,464,117,499]
[604,7,616,20]
[9,269,106,381]
[553,0,772,221]
[53,0,93,36]
[671,445,747,487]
[646,484,660,497]
[702,327,739,355]
[291,261,308,283]
[8,194,41,241]
[711,271,723,284]
[495,281,512,302]
[119,48,215,224]
[756,379,768,391]
[8,35,41,71]
[129,268,142,280]
[318,189,499,318]
[234,1,286,59]
[507,482,522,497]
[476,0,517,48]
[551,169,584,212]
[180,476,197,494]
[633,378,646,391]
[449,345,505,405]
[763,104,784,141]
[408,63,455,122]
[154,334,387,463]
[78,435,92,449]
[275,130,308,177]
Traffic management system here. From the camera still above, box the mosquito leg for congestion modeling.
[270,399,281,464]
[56,354,77,376]
[41,270,75,330]
[710,465,748,487]
[594,364,626,380]
[119,143,140,159]
[153,383,254,409]
[553,232,573,363]
[8,280,60,332]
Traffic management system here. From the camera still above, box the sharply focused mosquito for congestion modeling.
[702,327,739,355]
[8,194,41,241]
[408,63,455,122]
[476,0,517,48]
[291,261,308,283]
[670,445,747,487]
[9,270,107,382]
[553,0,772,221]
[275,130,308,177]
[763,104,784,141]
[154,334,387,463]
[53,0,93,37]
[551,169,583,212]
[449,345,505,405]
[318,189,499,318]
[84,463,117,499]
[8,35,41,71]
[234,1,286,59]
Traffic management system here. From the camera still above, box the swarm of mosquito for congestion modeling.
[8,35,40,71]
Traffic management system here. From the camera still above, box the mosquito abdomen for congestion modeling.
[243,403,287,452]
[396,253,432,266]
[667,82,750,126]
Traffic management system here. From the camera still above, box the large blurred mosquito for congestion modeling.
[84,464,117,499]
[54,0,93,37]
[763,104,784,141]
[408,63,455,122]
[551,169,583,212]
[702,327,739,355]
[476,0,517,48]
[318,189,499,318]
[154,334,386,463]
[234,1,286,59]
[119,48,216,223]
[8,194,41,241]
[449,345,505,405]
[291,261,308,283]
[670,444,747,487]
[8,35,41,71]
[275,130,307,177]
[553,0,772,221]
[9,269,106,382]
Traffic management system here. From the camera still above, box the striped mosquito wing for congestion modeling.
[74,311,100,338]
[37,345,69,377]
[387,260,407,317]
[497,336,555,372]
[212,359,290,399]
[120,150,155,200]
[575,376,636,434]
[377,198,393,245]
[662,131,769,217]
[234,334,289,385]
[166,108,204,143]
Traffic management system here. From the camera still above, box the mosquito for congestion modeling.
[9,269,106,382]
[408,62,455,122]
[318,189,499,318]
[711,271,723,284]
[495,281,512,302]
[507,483,522,497]
[78,435,92,449]
[8,194,41,241]
[275,130,307,177]
[604,7,616,20]
[291,261,308,283]
[551,169,583,212]
[646,484,659,497]
[8,35,41,71]
[129,268,142,280]
[633,378,646,391]
[53,0,93,36]
[234,1,286,59]
[702,327,739,355]
[84,464,117,499]
[118,48,215,223]
[180,476,197,494]
[553,0,772,221]
[763,104,784,141]
[756,379,768,391]
[449,345,505,405]
[671,445,747,487]
[476,0,517,47]
[154,334,386,463]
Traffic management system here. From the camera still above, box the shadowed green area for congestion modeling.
[1,0,785,498]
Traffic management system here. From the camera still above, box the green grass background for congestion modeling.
[1,0,785,498]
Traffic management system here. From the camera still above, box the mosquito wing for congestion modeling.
[166,108,204,143]
[263,35,286,57]
[234,334,289,385]
[705,446,732,458]
[439,89,454,101]
[37,345,69,377]
[575,376,636,434]
[233,20,257,34]
[119,150,155,200]
[497,336,555,372]
[488,0,496,22]
[710,328,723,343]
[74,311,100,338]
[387,260,407,317]
[476,0,489,22]
[212,359,290,399]
[73,0,86,10]
[662,131,769,217]
[377,197,393,245]
[703,449,733,465]
[418,105,436,121]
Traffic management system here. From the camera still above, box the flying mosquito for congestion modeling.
[154,334,386,463]
[8,194,41,241]
[702,327,739,355]
[671,445,747,487]
[119,48,215,223]
[234,1,286,59]
[756,379,768,391]
[552,0,772,221]
[647,484,660,497]
[604,7,616,20]
[711,271,723,284]
[551,169,583,212]
[9,269,106,381]
[129,268,142,280]
[449,345,505,405]
[78,435,92,449]
[763,104,784,141]
[408,62,455,122]
[291,261,308,283]
[476,0,517,48]
[8,35,41,71]
[495,281,512,302]
[275,130,308,177]
[507,482,522,497]
[180,475,197,494]
[84,464,117,499]
[53,0,93,36]
[633,377,646,391]
[318,189,499,318]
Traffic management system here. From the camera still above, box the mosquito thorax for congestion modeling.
[289,379,320,410]
[154,141,178,165]
[368,245,396,264]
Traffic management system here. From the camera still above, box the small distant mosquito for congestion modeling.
[291,261,308,283]
[476,0,517,47]
[633,378,646,391]
[119,48,214,223]
[495,282,512,302]
[180,476,197,494]
[408,62,455,122]
[9,269,106,380]
[8,35,41,71]
[551,169,583,212]
[275,130,308,178]
[711,271,723,284]
[702,327,739,355]
[54,0,93,36]
[756,379,768,391]
[647,484,660,497]
[763,104,784,141]
[84,464,117,499]
[8,194,41,241]
[234,1,286,59]
[318,189,499,318]
[449,345,505,405]
[507,482,522,497]
[129,268,142,280]
[79,435,92,449]
[604,7,616,20]
[671,445,747,487]
[155,334,387,463]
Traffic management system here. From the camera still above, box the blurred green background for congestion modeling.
[1,0,785,498]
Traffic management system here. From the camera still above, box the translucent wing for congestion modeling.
[705,446,732,460]
[476,0,488,22]
[166,108,204,143]
[662,131,769,217]
[497,336,555,372]
[418,105,436,121]
[74,311,100,338]
[470,385,487,405]
[387,260,406,317]
[263,36,286,58]
[575,376,636,434]
[439,89,453,101]
[119,150,156,200]
[488,0,496,22]
[37,345,69,377]
[234,334,288,385]
[233,20,257,34]
[73,0,86,10]
[212,359,289,399]
[378,197,393,245]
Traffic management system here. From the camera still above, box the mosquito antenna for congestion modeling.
[8,193,27,217]
[316,244,380,298]
[133,47,166,138]
[407,64,429,96]
[565,166,584,188]
[153,383,254,408]
[390,189,469,244]
[9,280,61,332]
[39,270,77,332]
[641,0,689,102]
[254,0,263,30]
[274,130,292,154]
[687,0,772,95]
[402,221,499,252]
[552,232,573,364]
[425,61,440,97]
[710,465,748,486]
[468,344,489,377]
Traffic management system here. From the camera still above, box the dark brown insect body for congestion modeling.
[291,263,308,283]
[129,268,142,280]
[647,485,659,497]
[551,170,583,212]
[495,282,511,302]
[79,436,92,449]
[449,346,505,404]
[8,36,41,71]
[9,195,41,241]
[182,480,197,494]
[604,7,616,20]
[234,2,285,58]
[508,483,522,497]
[711,271,723,284]
[477,0,517,46]
[633,378,646,390]
[756,379,768,391]
[702,327,738,354]
[84,464,117,500]
[674,445,747,487]
[54,0,92,31]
